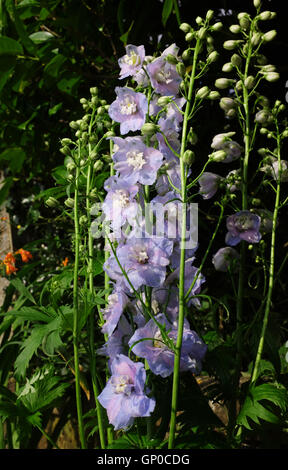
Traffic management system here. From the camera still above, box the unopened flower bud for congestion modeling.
[64,198,74,208]
[157,96,172,107]
[104,130,115,138]
[264,72,280,82]
[231,54,242,67]
[61,138,73,146]
[262,30,277,42]
[226,108,236,118]
[93,160,104,172]
[230,24,241,34]
[255,109,273,125]
[180,22,191,33]
[253,0,261,8]
[97,106,106,115]
[244,75,255,89]
[79,215,88,225]
[176,62,186,77]
[238,13,250,30]
[222,62,234,73]
[165,54,178,65]
[258,11,276,21]
[45,197,59,208]
[206,10,214,21]
[66,162,76,172]
[60,146,71,156]
[90,86,98,96]
[197,27,207,40]
[196,86,210,99]
[182,49,191,61]
[141,123,160,137]
[260,127,269,134]
[223,40,243,50]
[282,129,288,138]
[183,149,195,166]
[195,16,202,25]
[80,98,87,105]
[215,78,234,89]
[235,80,243,91]
[211,22,223,31]
[69,121,79,130]
[220,97,236,111]
[208,90,220,100]
[207,50,219,63]
[251,32,262,46]
[187,128,198,145]
[209,150,227,162]
[185,32,194,42]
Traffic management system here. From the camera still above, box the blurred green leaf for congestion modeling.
[0,35,23,56]
[0,147,26,173]
[162,0,173,26]
[29,31,54,44]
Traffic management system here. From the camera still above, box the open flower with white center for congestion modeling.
[111,136,164,185]
[128,314,207,378]
[109,87,148,135]
[97,354,155,430]
[147,44,182,96]
[101,287,129,337]
[118,44,145,79]
[225,210,262,246]
[103,175,140,228]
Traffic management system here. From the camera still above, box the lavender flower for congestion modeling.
[109,87,148,135]
[118,45,145,79]
[198,172,222,199]
[101,287,129,337]
[97,354,155,430]
[147,44,182,96]
[111,136,164,185]
[260,156,288,182]
[103,175,140,227]
[128,314,207,378]
[97,316,133,369]
[165,258,205,307]
[212,247,240,272]
[225,210,262,246]
[211,132,243,163]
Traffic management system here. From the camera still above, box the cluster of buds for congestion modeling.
[1,249,33,276]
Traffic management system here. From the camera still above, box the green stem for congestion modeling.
[251,125,281,384]
[168,37,201,450]
[73,155,87,449]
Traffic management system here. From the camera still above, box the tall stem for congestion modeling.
[251,125,281,383]
[168,38,200,449]
[73,155,86,449]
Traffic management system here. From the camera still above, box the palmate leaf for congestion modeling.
[237,383,288,430]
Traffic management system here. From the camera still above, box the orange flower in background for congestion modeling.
[3,252,17,276]
[62,257,69,267]
[4,262,18,276]
[16,248,33,263]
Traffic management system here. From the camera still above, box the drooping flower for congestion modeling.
[260,156,288,182]
[165,258,205,307]
[129,314,207,378]
[118,45,145,79]
[16,248,33,263]
[103,235,173,291]
[212,247,240,272]
[147,44,182,96]
[101,287,129,337]
[108,87,148,135]
[211,132,243,163]
[97,316,133,369]
[111,136,164,185]
[198,172,222,200]
[97,354,155,430]
[225,211,262,246]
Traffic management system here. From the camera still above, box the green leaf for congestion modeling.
[44,53,67,78]
[0,147,26,173]
[237,383,288,430]
[9,278,36,305]
[29,31,54,44]
[5,307,49,323]
[0,56,16,92]
[119,20,134,46]
[0,36,23,56]
[6,0,37,56]
[162,0,173,26]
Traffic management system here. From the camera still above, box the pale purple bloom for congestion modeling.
[212,247,240,272]
[147,44,182,96]
[260,156,288,182]
[109,87,148,135]
[101,287,129,337]
[103,235,173,291]
[165,258,205,308]
[225,211,262,246]
[129,314,207,378]
[155,133,181,195]
[118,45,145,79]
[198,172,222,200]
[103,175,140,227]
[97,354,155,430]
[97,316,133,369]
[111,136,164,185]
[211,133,243,163]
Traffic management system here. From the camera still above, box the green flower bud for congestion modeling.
[176,62,186,77]
[75,130,82,138]
[253,0,261,8]
[244,75,255,89]
[206,10,214,21]
[230,24,241,34]
[220,97,236,111]
[209,150,227,162]
[165,54,178,65]
[141,123,160,137]
[196,86,210,99]
[90,86,98,96]
[255,109,273,125]
[157,96,172,107]
[208,90,220,100]
[66,162,76,172]
[260,127,269,134]
[282,129,288,138]
[60,146,71,156]
[104,130,115,138]
[93,160,104,172]
[197,26,207,40]
[256,54,268,65]
[264,72,280,82]
[80,98,87,105]
[211,22,223,31]
[64,198,74,208]
[223,40,243,50]
[251,198,261,206]
[226,108,236,118]
[238,13,250,30]
[79,215,88,225]
[215,78,234,89]
[207,50,219,63]
[231,54,242,67]
[262,30,277,42]
[185,32,194,42]
[91,96,99,106]
[180,23,191,33]
[69,121,79,130]
[258,95,270,107]
[97,106,106,115]
[222,62,234,73]
[183,149,195,166]
[235,80,243,91]
[258,11,276,21]
[45,197,59,208]
[187,128,198,145]
[61,138,73,146]
[251,32,262,46]
[195,16,203,25]
[182,49,191,61]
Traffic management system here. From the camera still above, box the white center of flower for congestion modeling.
[155,69,172,84]
[133,247,149,264]
[108,293,119,306]
[153,330,169,349]
[123,51,140,66]
[235,215,254,231]
[120,96,137,115]
[126,150,146,170]
[112,375,133,395]
[114,190,130,208]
